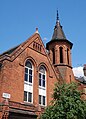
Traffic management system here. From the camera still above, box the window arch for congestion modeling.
[24,60,33,103]
[39,65,46,106]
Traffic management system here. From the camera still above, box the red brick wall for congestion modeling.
[0,40,58,109]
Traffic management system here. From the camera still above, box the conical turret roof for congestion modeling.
[46,11,73,50]
[52,21,66,40]
[52,11,66,40]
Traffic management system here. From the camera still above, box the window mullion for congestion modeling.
[42,73,43,87]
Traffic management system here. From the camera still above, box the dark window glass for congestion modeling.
[52,48,55,64]
[25,74,28,81]
[25,68,28,73]
[39,73,41,78]
[28,92,32,102]
[60,47,63,63]
[29,75,32,83]
[29,69,32,75]
[24,91,27,101]
[39,79,41,86]
[43,75,45,80]
[43,80,45,87]
[67,48,69,65]
[39,95,41,104]
[43,96,45,105]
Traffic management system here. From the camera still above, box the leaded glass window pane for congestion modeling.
[29,75,32,83]
[25,74,28,81]
[39,79,41,86]
[25,68,28,73]
[29,69,32,75]
[43,80,45,87]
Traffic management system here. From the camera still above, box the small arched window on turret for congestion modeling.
[67,48,69,65]
[59,47,63,63]
[52,48,55,64]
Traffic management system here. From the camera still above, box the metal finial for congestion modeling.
[35,27,39,34]
[56,10,59,22]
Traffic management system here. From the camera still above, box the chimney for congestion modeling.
[83,64,86,76]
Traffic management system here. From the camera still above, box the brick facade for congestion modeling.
[0,16,75,118]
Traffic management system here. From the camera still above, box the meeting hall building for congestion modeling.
[0,13,75,119]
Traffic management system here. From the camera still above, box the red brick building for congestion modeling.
[0,13,75,118]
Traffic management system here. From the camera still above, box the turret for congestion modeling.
[46,11,75,82]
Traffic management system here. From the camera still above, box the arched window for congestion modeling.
[24,60,33,83]
[39,66,46,87]
[52,48,55,64]
[39,66,46,106]
[59,47,63,63]
[67,48,69,65]
[24,60,33,103]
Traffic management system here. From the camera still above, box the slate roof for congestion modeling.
[0,45,19,57]
[46,22,73,49]
[76,76,86,84]
[52,20,66,40]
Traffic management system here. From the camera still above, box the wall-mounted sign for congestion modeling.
[2,93,11,99]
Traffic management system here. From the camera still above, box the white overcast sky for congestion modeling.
[73,66,84,77]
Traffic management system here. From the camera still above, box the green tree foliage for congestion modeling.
[41,82,86,119]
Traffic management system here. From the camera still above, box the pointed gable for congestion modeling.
[29,33,46,55]
[0,32,46,62]
[0,29,60,81]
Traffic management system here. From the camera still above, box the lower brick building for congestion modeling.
[0,13,75,118]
